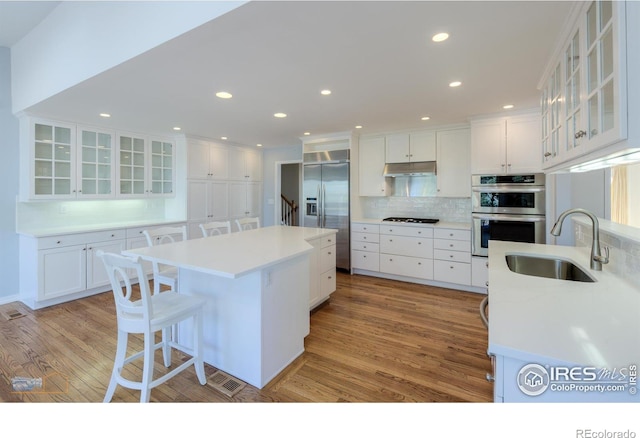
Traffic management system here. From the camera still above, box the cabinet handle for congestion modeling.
[389,239,393,242]
[544,152,552,157]
[56,240,61,244]
[486,281,489,287]
[389,258,393,261]
[450,265,454,269]
[486,373,495,382]
[449,233,454,237]
[328,276,332,279]
[450,255,454,258]
[418,231,422,234]
[328,252,332,255]
[363,245,367,249]
[418,242,422,245]
[575,130,587,139]
[449,244,454,247]
[418,262,422,265]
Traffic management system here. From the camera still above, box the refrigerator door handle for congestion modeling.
[317,185,321,227]
[322,184,326,228]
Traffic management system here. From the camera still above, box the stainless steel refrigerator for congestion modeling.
[303,150,350,271]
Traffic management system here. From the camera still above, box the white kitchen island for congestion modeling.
[123,225,337,389]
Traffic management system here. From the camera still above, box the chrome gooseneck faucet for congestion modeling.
[550,208,610,271]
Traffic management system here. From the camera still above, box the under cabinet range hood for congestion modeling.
[383,161,437,177]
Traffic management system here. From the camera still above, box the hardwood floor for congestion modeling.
[0,273,493,402]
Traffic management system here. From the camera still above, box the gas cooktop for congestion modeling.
[382,217,439,224]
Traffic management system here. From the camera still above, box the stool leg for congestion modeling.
[193,312,206,385]
[162,326,172,367]
[140,330,155,403]
[104,329,128,403]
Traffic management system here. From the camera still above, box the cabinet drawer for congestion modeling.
[352,250,380,271]
[351,232,380,244]
[379,225,433,238]
[434,228,471,241]
[38,229,126,250]
[351,223,380,233]
[433,238,469,253]
[320,268,336,297]
[434,249,471,264]
[380,254,433,280]
[380,235,433,258]
[320,245,336,273]
[351,241,379,253]
[434,260,471,285]
[321,234,336,248]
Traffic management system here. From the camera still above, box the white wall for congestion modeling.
[0,48,20,303]
[11,1,245,112]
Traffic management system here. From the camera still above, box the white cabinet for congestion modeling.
[471,113,542,175]
[471,256,489,290]
[229,181,261,221]
[187,139,229,180]
[77,126,116,198]
[351,222,380,271]
[358,136,389,196]
[117,133,175,197]
[308,235,337,310]
[28,120,76,199]
[385,131,436,163]
[436,128,471,197]
[433,228,471,285]
[187,180,229,237]
[31,230,126,301]
[228,148,262,181]
[379,225,434,280]
[541,0,630,170]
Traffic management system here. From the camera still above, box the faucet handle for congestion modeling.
[595,246,610,265]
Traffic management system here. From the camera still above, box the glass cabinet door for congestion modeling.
[79,128,114,197]
[150,140,174,195]
[119,135,146,195]
[33,123,73,196]
[586,0,615,140]
[564,30,583,151]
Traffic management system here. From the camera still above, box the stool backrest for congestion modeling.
[143,225,187,246]
[235,217,260,232]
[98,251,153,327]
[199,221,232,238]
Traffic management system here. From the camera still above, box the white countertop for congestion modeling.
[123,225,337,279]
[488,240,640,368]
[17,218,187,238]
[352,218,471,230]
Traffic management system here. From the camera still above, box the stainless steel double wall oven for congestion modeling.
[471,174,546,256]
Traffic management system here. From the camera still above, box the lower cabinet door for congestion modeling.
[352,250,379,271]
[87,240,126,289]
[38,244,87,300]
[434,260,471,285]
[380,254,433,280]
[320,268,336,299]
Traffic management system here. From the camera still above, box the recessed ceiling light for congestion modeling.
[421,116,431,121]
[274,113,287,118]
[172,126,181,131]
[221,136,228,140]
[216,91,233,99]
[432,32,449,42]
[320,89,332,96]
[99,113,111,118]
[503,104,515,109]
[303,132,311,136]
[256,143,263,147]
[449,81,462,88]
[355,125,363,129]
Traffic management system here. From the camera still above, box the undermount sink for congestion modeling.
[505,254,596,283]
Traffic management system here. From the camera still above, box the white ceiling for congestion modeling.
[0,1,60,47]
[7,1,576,148]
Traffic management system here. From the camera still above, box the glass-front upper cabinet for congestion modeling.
[565,30,583,151]
[118,133,147,196]
[32,121,75,198]
[586,0,616,141]
[150,139,174,195]
[77,127,115,198]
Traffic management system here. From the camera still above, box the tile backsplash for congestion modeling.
[360,197,472,223]
[573,219,640,287]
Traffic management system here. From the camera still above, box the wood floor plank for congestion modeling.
[0,272,493,402]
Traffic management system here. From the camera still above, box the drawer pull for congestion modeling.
[450,265,454,269]
[449,233,454,237]
[328,276,332,279]
[450,255,454,258]
[328,252,332,255]
[449,244,454,247]
[418,262,422,265]
[56,240,61,244]
[418,242,422,245]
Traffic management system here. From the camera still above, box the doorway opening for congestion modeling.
[275,160,302,226]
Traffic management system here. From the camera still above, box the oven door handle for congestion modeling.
[471,186,546,193]
[472,213,546,222]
